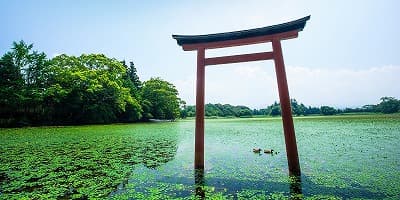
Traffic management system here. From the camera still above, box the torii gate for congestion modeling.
[173,16,310,176]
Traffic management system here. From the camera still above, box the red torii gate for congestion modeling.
[173,16,310,176]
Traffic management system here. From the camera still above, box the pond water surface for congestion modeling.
[110,115,400,199]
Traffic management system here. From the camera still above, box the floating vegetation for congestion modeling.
[1,114,400,199]
[0,123,179,199]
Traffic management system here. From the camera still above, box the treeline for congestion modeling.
[0,41,181,127]
[261,97,400,116]
[181,97,400,118]
[181,104,253,118]
[340,97,400,114]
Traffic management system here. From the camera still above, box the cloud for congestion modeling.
[173,65,400,109]
[287,65,400,107]
[51,53,62,58]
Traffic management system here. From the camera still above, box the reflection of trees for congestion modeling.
[136,137,178,169]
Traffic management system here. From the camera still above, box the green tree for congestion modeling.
[305,106,320,115]
[205,103,223,117]
[49,54,142,124]
[141,77,181,120]
[290,99,306,116]
[233,105,252,117]
[270,106,281,116]
[0,41,50,125]
[320,106,337,115]
[377,97,400,114]
[1,41,188,127]
[121,61,141,97]
[128,62,141,90]
[183,105,196,117]
[0,48,24,125]
[179,100,188,118]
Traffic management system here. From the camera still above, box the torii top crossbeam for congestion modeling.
[172,16,310,177]
[173,15,310,50]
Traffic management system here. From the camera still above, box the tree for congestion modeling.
[270,106,281,116]
[377,97,400,114]
[121,61,141,98]
[48,54,142,124]
[179,100,188,118]
[320,106,337,115]
[205,103,224,117]
[1,41,184,127]
[0,49,24,124]
[141,77,181,120]
[237,108,252,117]
[233,105,252,117]
[183,105,196,118]
[0,41,50,125]
[305,106,320,115]
[290,99,306,116]
[183,104,253,118]
[128,62,141,90]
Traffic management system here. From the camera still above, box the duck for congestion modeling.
[264,149,274,154]
[253,148,262,153]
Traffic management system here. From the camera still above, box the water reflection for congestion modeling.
[289,175,302,199]
[139,137,179,169]
[109,120,391,199]
[109,126,180,197]
[194,169,205,199]
[194,169,303,200]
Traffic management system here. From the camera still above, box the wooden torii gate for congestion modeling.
[173,16,310,176]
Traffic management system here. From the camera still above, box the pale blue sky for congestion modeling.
[1,0,399,108]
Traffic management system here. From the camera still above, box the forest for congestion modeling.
[1,41,399,127]
[0,41,181,127]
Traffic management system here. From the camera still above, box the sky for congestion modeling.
[1,0,399,108]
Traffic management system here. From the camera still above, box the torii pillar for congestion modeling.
[173,16,310,176]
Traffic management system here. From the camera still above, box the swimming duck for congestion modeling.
[264,149,274,154]
[253,148,261,153]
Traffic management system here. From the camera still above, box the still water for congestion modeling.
[111,116,400,199]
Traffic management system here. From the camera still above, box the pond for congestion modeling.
[0,115,399,199]
[109,115,400,199]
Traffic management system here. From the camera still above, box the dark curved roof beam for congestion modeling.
[172,16,310,51]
